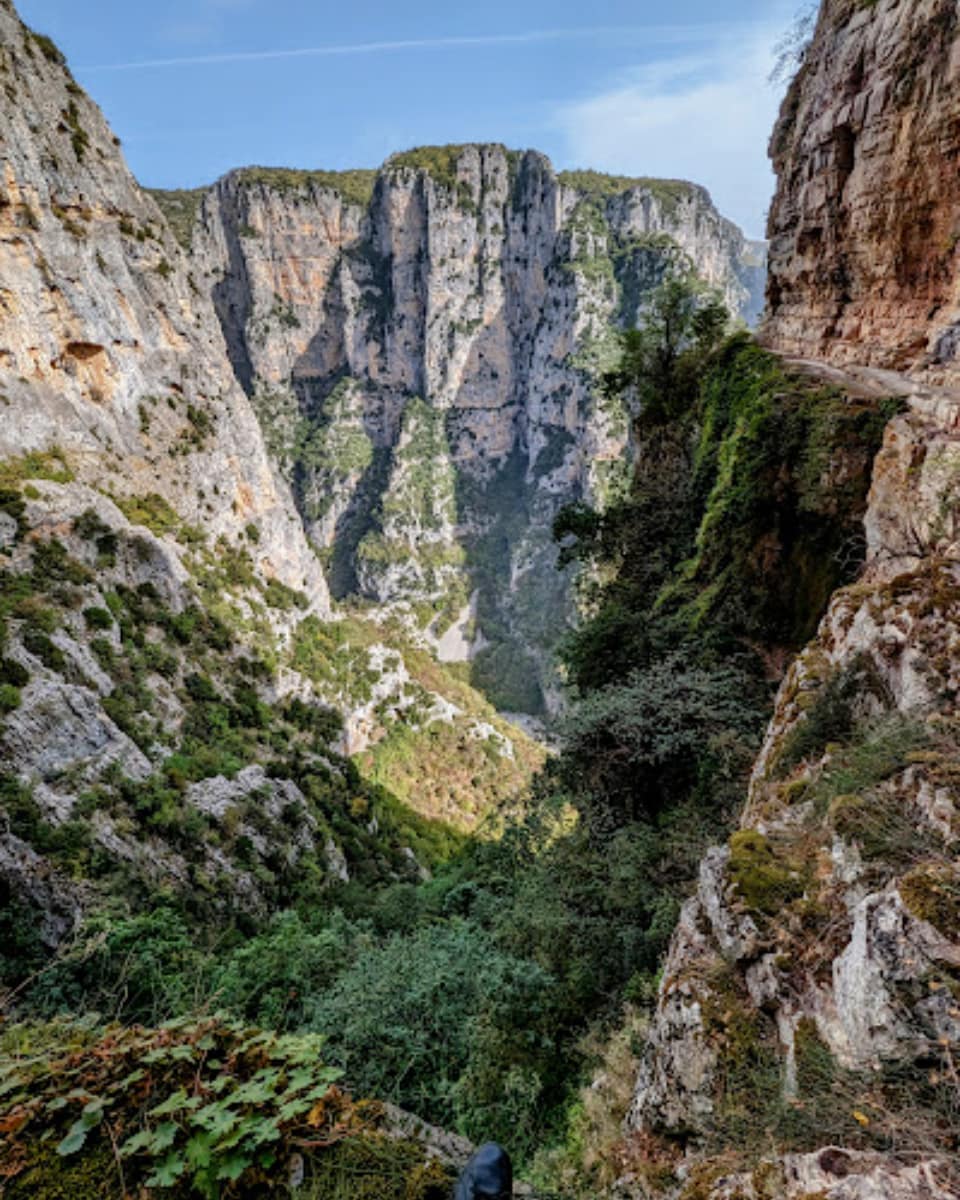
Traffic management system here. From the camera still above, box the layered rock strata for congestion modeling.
[628,0,960,1193]
[763,0,960,376]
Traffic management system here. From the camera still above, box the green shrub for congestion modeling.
[82,606,113,630]
[560,654,763,827]
[262,578,309,611]
[211,910,362,1030]
[27,30,66,65]
[114,493,181,537]
[0,448,74,489]
[27,908,208,1022]
[22,629,65,672]
[0,682,22,713]
[306,919,556,1148]
[31,539,92,586]
[239,166,378,207]
[0,657,29,687]
[775,655,887,775]
[727,830,804,916]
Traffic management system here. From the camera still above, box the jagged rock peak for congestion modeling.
[762,0,960,378]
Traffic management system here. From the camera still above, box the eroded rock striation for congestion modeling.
[0,0,328,606]
[0,1,540,935]
[764,0,960,376]
[166,151,765,712]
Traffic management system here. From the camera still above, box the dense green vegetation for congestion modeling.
[0,271,905,1196]
[0,1016,455,1199]
[238,168,378,209]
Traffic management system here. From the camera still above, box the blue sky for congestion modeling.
[16,0,798,237]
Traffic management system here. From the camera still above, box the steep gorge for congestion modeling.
[0,0,541,954]
[157,154,764,712]
[4,0,959,1196]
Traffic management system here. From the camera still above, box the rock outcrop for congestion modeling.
[627,1,960,1195]
[624,380,960,1195]
[169,151,765,712]
[0,0,329,607]
[763,0,960,376]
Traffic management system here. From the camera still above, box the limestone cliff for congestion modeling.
[624,1,960,1195]
[0,1,539,940]
[164,151,765,712]
[0,0,327,606]
[764,0,960,376]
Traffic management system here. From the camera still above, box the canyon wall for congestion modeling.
[0,0,327,605]
[165,153,765,712]
[763,0,960,376]
[0,1,540,937]
[626,1,960,1195]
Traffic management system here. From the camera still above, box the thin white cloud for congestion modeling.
[553,25,787,238]
[83,22,759,73]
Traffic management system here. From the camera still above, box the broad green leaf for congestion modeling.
[190,1103,239,1138]
[236,1116,282,1147]
[152,1121,180,1152]
[186,1131,214,1169]
[277,1096,314,1121]
[215,1153,251,1182]
[56,1122,88,1157]
[145,1152,187,1188]
[151,1089,201,1116]
[120,1128,155,1158]
[150,1088,188,1116]
[279,1068,314,1094]
[215,1116,261,1151]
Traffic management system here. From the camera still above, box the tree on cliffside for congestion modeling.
[603,273,729,425]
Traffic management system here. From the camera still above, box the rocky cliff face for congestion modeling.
[168,151,765,712]
[763,0,960,376]
[0,1,540,941]
[0,0,328,606]
[625,1,960,1195]
[622,365,960,1200]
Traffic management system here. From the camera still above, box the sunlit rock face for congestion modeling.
[763,0,960,379]
[0,0,330,609]
[182,147,764,712]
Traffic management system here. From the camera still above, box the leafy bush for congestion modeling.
[306,920,556,1143]
[727,830,804,916]
[82,606,113,630]
[775,655,888,775]
[27,908,208,1024]
[560,655,763,829]
[0,1017,353,1198]
[211,911,365,1031]
[22,629,65,672]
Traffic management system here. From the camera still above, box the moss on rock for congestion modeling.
[899,864,960,937]
[728,830,804,916]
